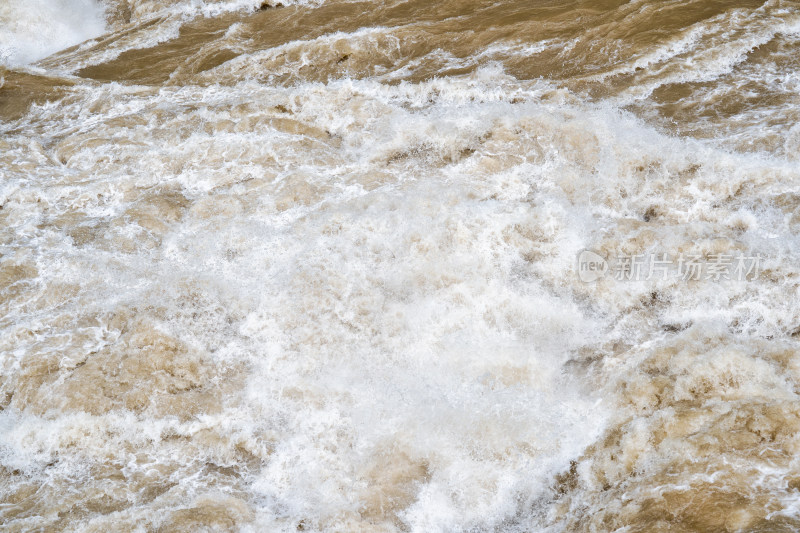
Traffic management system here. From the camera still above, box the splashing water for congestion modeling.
[2,0,800,531]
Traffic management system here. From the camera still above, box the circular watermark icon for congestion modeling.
[577,250,608,282]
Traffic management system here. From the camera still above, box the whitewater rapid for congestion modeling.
[2,0,800,531]
[0,0,106,66]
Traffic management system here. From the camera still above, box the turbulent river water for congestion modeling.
[2,0,800,531]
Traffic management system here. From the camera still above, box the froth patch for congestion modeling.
[552,328,800,531]
[0,0,106,66]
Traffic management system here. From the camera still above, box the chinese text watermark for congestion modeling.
[577,250,761,283]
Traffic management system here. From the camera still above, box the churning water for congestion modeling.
[2,0,800,531]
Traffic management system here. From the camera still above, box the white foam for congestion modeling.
[0,0,106,66]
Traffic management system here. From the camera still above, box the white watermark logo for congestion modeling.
[577,250,609,282]
[577,250,761,283]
